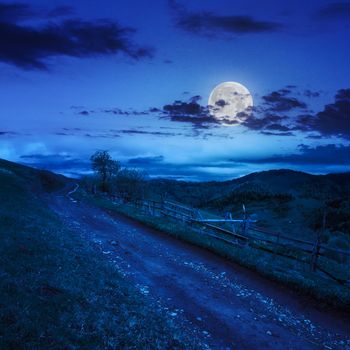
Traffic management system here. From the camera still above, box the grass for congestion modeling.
[0,163,203,349]
[80,191,350,311]
[146,170,350,245]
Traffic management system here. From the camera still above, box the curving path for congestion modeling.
[48,189,350,350]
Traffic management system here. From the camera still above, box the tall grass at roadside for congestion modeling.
[83,192,350,310]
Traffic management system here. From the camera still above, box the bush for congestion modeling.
[113,168,148,202]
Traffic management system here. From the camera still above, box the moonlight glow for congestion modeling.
[208,82,253,125]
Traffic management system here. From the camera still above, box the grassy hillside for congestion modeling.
[78,191,350,310]
[74,163,350,310]
[147,170,350,248]
[0,159,201,349]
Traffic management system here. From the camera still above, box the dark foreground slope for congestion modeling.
[0,159,202,349]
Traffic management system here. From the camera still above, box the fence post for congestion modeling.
[310,231,321,272]
[273,232,280,259]
[161,200,164,216]
[242,204,247,236]
[310,210,325,272]
[227,212,236,235]
[148,201,152,216]
[189,207,194,226]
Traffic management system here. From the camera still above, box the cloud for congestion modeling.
[262,89,307,112]
[84,133,119,139]
[241,111,295,136]
[242,113,287,130]
[163,99,202,115]
[169,0,282,37]
[241,88,350,139]
[239,87,348,139]
[73,105,155,116]
[71,95,218,130]
[71,86,349,140]
[149,107,161,113]
[0,3,153,70]
[54,132,71,136]
[52,126,182,138]
[161,96,218,129]
[102,108,131,116]
[48,6,75,18]
[19,152,90,177]
[0,2,34,23]
[253,144,350,165]
[104,108,150,116]
[119,129,179,137]
[296,89,350,139]
[317,2,350,19]
[266,123,291,132]
[62,127,81,131]
[78,110,90,116]
[20,153,71,160]
[260,131,294,137]
[128,155,164,165]
[303,89,321,98]
[227,144,350,167]
[0,131,18,136]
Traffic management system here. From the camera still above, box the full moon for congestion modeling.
[208,81,253,125]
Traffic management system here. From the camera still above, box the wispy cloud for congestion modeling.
[19,152,90,177]
[169,0,282,38]
[0,130,18,136]
[230,144,350,166]
[0,2,153,70]
[119,129,180,137]
[316,2,350,19]
[73,106,155,117]
[128,155,164,165]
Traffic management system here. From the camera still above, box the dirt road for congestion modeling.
[49,191,350,350]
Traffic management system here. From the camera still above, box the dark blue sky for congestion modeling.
[0,0,349,180]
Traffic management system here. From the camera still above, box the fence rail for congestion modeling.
[127,197,349,285]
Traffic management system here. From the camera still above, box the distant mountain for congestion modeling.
[148,169,350,239]
[149,169,350,205]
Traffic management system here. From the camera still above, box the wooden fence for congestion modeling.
[131,198,350,285]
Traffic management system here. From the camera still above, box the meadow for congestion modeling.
[76,176,350,310]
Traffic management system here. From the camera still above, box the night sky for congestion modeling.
[1,0,350,180]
